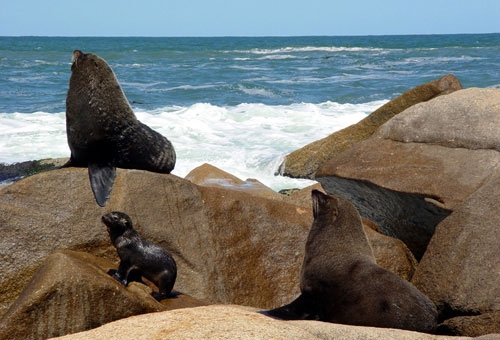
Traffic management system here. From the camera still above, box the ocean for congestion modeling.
[1,34,499,190]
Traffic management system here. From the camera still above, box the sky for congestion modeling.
[1,0,500,37]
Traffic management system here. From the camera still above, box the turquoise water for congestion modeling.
[2,34,499,112]
[1,34,499,189]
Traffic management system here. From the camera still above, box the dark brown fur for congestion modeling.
[265,190,438,333]
[65,50,176,206]
[102,211,177,300]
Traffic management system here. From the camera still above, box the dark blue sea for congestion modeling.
[1,34,499,189]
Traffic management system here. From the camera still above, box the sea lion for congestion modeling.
[65,50,176,206]
[102,211,177,301]
[264,190,438,333]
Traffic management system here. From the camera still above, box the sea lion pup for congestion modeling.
[64,50,176,206]
[102,211,177,301]
[264,190,438,333]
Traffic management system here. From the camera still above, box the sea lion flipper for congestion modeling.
[262,293,322,321]
[88,163,116,206]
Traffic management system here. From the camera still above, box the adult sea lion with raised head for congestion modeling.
[64,50,176,206]
[264,190,438,333]
[102,211,177,301]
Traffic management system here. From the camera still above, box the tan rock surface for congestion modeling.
[314,87,500,335]
[51,305,497,340]
[412,172,500,322]
[185,162,284,199]
[437,313,500,337]
[0,168,310,318]
[279,74,462,179]
[316,88,500,258]
[1,166,417,322]
[0,250,167,340]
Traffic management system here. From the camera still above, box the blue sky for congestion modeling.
[2,0,500,37]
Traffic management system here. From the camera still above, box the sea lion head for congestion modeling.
[71,50,85,70]
[102,211,134,242]
[311,189,339,220]
[310,189,365,234]
[70,49,115,83]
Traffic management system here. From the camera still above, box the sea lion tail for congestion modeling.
[88,163,116,207]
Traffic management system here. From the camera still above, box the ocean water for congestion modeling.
[1,34,499,190]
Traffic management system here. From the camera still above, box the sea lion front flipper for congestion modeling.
[88,163,116,207]
[261,293,323,321]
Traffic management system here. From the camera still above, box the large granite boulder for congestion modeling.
[0,165,418,333]
[278,74,462,179]
[316,88,500,258]
[185,162,284,200]
[0,168,310,319]
[51,305,499,340]
[0,250,167,340]
[315,87,500,336]
[412,172,500,336]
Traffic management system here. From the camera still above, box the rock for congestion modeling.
[284,182,324,208]
[437,313,500,337]
[185,162,283,200]
[0,167,310,319]
[185,162,245,186]
[411,172,500,334]
[50,305,498,340]
[0,158,68,184]
[314,87,500,335]
[364,226,417,281]
[315,88,500,259]
[316,173,452,259]
[0,166,418,322]
[278,74,462,179]
[0,250,167,340]
[188,172,418,280]
[378,88,500,151]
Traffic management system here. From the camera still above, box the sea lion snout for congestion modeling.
[71,50,84,68]
[102,211,133,231]
[101,212,119,226]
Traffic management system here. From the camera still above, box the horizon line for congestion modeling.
[1,32,499,39]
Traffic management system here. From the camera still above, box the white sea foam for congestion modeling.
[232,46,386,55]
[148,84,219,92]
[0,100,386,190]
[229,65,271,71]
[237,85,276,98]
[257,54,302,60]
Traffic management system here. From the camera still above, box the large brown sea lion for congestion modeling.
[64,50,176,206]
[264,190,438,333]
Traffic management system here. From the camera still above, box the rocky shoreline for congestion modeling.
[1,76,500,339]
[0,158,67,185]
